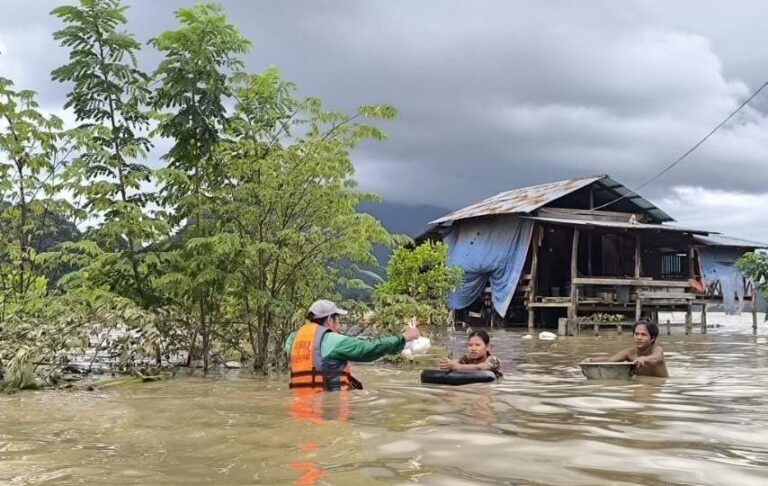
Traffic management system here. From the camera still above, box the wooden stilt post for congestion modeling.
[688,247,695,280]
[701,305,707,334]
[753,294,759,335]
[634,233,642,322]
[527,225,541,332]
[687,246,695,337]
[569,228,580,331]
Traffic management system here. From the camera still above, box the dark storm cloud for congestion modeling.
[1,0,767,240]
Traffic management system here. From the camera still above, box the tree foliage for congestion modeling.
[0,0,454,389]
[374,241,462,332]
[148,3,251,371]
[216,69,397,369]
[0,75,74,309]
[0,75,82,390]
[51,0,166,306]
[737,251,768,317]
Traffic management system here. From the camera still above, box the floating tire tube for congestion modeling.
[420,368,496,386]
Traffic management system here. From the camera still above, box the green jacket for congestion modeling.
[284,328,406,362]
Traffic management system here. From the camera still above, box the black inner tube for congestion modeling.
[420,368,497,386]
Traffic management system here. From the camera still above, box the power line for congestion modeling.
[592,80,768,212]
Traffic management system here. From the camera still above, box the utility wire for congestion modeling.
[592,80,768,212]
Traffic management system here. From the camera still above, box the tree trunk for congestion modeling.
[186,327,198,367]
[249,320,261,371]
[254,316,266,372]
[244,294,261,371]
[200,301,209,372]
[259,313,270,372]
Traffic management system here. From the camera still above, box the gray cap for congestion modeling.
[308,299,348,319]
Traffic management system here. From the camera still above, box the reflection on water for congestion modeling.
[1,318,768,485]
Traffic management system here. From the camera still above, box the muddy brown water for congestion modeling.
[2,318,768,485]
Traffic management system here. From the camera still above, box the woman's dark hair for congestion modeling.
[633,319,659,342]
[467,330,490,345]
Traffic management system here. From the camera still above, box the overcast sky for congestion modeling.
[2,0,767,241]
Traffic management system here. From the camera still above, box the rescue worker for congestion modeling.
[285,299,420,391]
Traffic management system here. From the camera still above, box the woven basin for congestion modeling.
[579,362,635,380]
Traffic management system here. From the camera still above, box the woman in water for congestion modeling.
[439,330,503,379]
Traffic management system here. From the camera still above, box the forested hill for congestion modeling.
[358,200,448,241]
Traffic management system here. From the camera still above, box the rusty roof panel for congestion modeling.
[429,174,675,225]
[430,175,604,224]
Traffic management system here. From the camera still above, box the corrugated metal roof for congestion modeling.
[429,175,674,225]
[593,176,673,222]
[430,175,603,224]
[522,216,712,234]
[694,234,768,249]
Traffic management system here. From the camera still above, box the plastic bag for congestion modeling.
[401,317,431,359]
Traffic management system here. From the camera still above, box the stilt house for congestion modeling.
[417,175,766,333]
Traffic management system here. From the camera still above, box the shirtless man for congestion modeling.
[582,320,669,377]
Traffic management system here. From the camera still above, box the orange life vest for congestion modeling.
[289,322,354,391]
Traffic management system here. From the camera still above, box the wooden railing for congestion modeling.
[572,277,690,288]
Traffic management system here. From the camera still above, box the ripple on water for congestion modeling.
[496,395,568,414]
[2,326,768,485]
[546,396,645,413]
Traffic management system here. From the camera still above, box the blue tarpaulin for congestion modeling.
[697,247,747,315]
[443,216,533,316]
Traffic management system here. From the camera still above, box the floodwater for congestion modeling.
[2,315,768,485]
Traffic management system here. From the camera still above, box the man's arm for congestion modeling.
[606,347,633,362]
[324,333,406,362]
[635,345,664,367]
[582,347,632,363]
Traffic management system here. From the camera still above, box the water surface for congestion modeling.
[1,317,767,485]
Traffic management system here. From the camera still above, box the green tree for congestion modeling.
[737,251,768,316]
[374,241,462,332]
[3,1,405,387]
[0,76,72,319]
[149,3,250,371]
[0,74,90,389]
[51,0,166,306]
[216,69,398,370]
